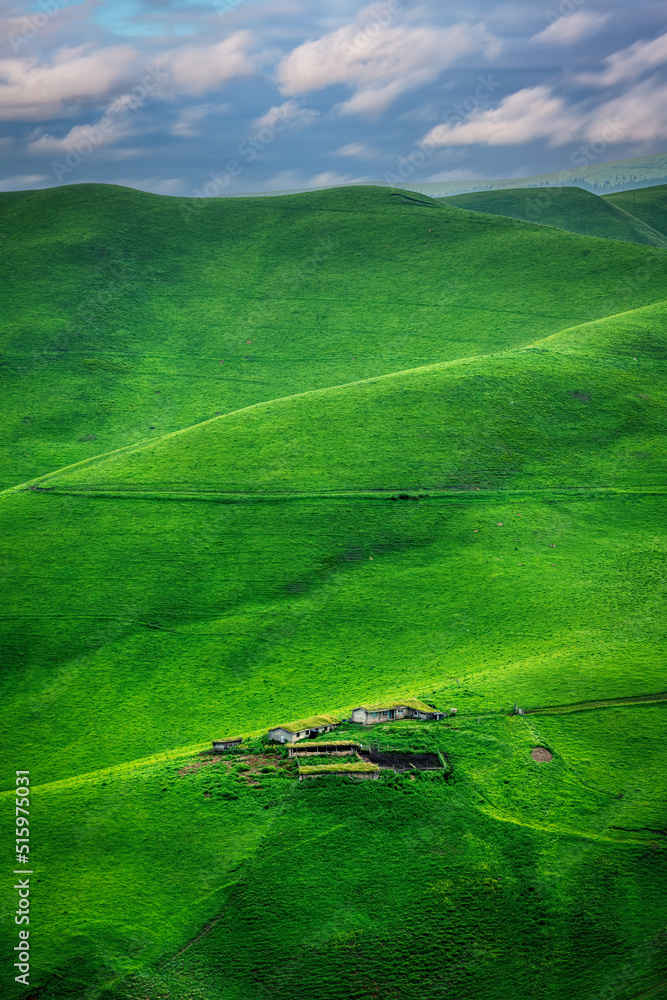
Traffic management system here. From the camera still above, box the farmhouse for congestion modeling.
[268,714,341,744]
[350,699,444,725]
[212,737,243,752]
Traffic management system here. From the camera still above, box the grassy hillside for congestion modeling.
[605,184,667,239]
[441,186,667,246]
[1,182,666,1000]
[2,482,665,787]
[2,707,666,1000]
[23,301,666,496]
[1,183,666,487]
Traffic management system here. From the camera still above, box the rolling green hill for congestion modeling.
[440,186,667,246]
[1,182,666,1000]
[25,300,666,496]
[605,183,667,239]
[1,183,666,489]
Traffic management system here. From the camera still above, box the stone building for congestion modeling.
[350,699,443,725]
[212,737,243,752]
[268,713,341,744]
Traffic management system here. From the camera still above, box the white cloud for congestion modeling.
[308,170,355,187]
[155,32,255,96]
[26,92,143,155]
[335,141,377,159]
[423,86,580,147]
[577,30,667,87]
[422,76,667,150]
[0,33,255,121]
[532,11,610,45]
[584,78,667,143]
[0,44,140,120]
[253,99,318,131]
[276,4,501,116]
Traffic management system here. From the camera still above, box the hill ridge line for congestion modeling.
[3,298,662,497]
[0,351,520,496]
[528,297,667,349]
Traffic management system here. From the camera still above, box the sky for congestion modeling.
[1,0,666,195]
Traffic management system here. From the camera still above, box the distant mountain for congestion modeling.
[440,186,667,247]
[392,152,667,199]
[227,152,667,200]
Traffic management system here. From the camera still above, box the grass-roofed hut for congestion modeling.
[298,762,380,782]
[268,714,341,744]
[350,699,443,725]
[211,737,243,752]
[288,740,361,758]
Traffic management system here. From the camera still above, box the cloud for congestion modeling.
[584,78,667,143]
[423,86,581,147]
[276,4,501,115]
[308,170,355,187]
[532,10,610,45]
[422,76,667,150]
[169,103,228,138]
[0,44,141,120]
[253,99,318,131]
[576,30,667,87]
[0,0,103,54]
[0,32,255,121]
[335,141,377,160]
[154,32,255,96]
[26,91,146,155]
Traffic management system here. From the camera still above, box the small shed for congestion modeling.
[268,714,342,744]
[350,699,443,725]
[212,737,243,752]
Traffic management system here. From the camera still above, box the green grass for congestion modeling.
[1,488,665,787]
[1,183,666,488]
[13,300,666,496]
[0,181,666,1000]
[4,707,665,1000]
[605,184,667,239]
[5,705,667,1000]
[441,186,667,246]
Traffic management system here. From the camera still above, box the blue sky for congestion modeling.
[1,0,666,194]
